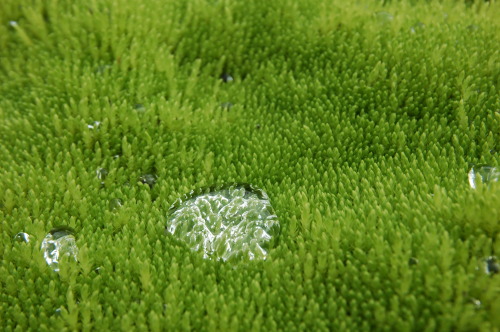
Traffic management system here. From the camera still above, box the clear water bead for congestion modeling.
[485,256,499,275]
[139,174,157,187]
[96,168,108,181]
[40,227,78,272]
[166,184,280,262]
[87,121,101,130]
[109,198,123,210]
[14,232,30,243]
[468,165,499,189]
[220,73,234,83]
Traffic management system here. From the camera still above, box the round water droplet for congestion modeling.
[166,184,280,262]
[40,227,78,272]
[468,165,499,189]
[9,21,18,27]
[220,73,234,83]
[471,298,482,309]
[14,232,30,243]
[109,198,123,210]
[375,11,393,23]
[96,168,108,181]
[485,256,499,275]
[87,121,101,130]
[220,102,233,110]
[408,257,419,266]
[134,104,146,112]
[139,174,157,187]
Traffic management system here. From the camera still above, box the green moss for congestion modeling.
[1,0,499,330]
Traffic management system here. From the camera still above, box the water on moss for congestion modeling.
[166,184,280,262]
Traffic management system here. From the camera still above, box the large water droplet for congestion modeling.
[139,174,157,187]
[485,256,499,275]
[41,227,78,272]
[468,165,499,189]
[14,232,30,243]
[166,184,280,262]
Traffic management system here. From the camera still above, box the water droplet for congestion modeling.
[468,165,499,189]
[220,73,234,83]
[109,198,123,211]
[14,232,30,243]
[485,256,499,275]
[220,102,233,110]
[55,308,62,315]
[375,11,393,23]
[87,121,101,130]
[134,104,145,112]
[256,124,261,130]
[408,257,419,266]
[410,22,425,33]
[471,298,482,309]
[9,21,18,27]
[113,154,120,159]
[139,174,157,187]
[41,227,78,272]
[96,168,108,181]
[94,266,103,274]
[166,184,280,262]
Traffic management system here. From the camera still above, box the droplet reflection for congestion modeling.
[14,232,30,243]
[485,256,499,275]
[166,184,280,262]
[40,227,78,272]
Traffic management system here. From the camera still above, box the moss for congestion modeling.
[1,0,499,331]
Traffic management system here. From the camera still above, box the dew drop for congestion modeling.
[139,174,157,187]
[87,121,101,130]
[14,232,30,243]
[468,165,499,189]
[109,198,123,211]
[9,21,18,27]
[96,168,108,181]
[471,298,482,309]
[220,73,234,83]
[40,227,78,272]
[220,102,233,110]
[166,184,280,262]
[134,103,145,112]
[375,11,393,23]
[485,256,499,275]
[408,257,419,266]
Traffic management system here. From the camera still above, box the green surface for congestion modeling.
[1,0,499,331]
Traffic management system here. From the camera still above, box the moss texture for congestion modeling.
[1,0,499,331]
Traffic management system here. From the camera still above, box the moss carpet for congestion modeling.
[1,0,499,331]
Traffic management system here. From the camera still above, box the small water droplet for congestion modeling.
[410,22,425,33]
[113,154,120,159]
[220,73,234,83]
[134,104,146,112]
[109,198,123,211]
[166,184,280,262]
[256,124,261,130]
[41,227,78,272]
[485,256,499,275]
[139,174,157,187]
[375,11,393,23]
[94,266,103,274]
[468,165,499,189]
[220,102,233,110]
[14,232,30,243]
[87,121,101,130]
[9,21,18,27]
[55,308,62,315]
[96,168,108,181]
[408,257,419,266]
[470,298,482,309]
